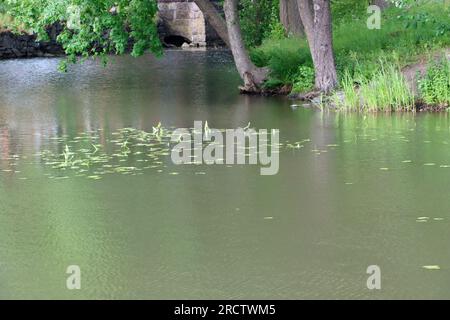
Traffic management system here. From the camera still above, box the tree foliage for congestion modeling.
[239,0,280,47]
[331,0,371,23]
[4,0,162,70]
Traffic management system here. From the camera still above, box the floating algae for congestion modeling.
[8,124,390,182]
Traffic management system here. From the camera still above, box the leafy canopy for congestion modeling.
[4,0,162,70]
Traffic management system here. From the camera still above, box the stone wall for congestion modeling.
[157,0,206,47]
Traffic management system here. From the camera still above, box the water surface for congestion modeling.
[1,50,450,299]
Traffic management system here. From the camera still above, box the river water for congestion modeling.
[0,50,449,299]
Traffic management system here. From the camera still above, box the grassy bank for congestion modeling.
[251,2,450,111]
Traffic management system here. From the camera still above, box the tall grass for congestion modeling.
[340,71,360,111]
[335,64,415,112]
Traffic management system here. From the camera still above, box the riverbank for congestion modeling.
[289,49,450,112]
[251,2,450,111]
[1,12,64,59]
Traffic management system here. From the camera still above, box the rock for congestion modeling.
[311,96,323,106]
[181,42,190,49]
[11,48,24,57]
[0,29,63,60]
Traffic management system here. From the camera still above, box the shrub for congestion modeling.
[292,65,315,93]
[250,37,312,87]
[418,58,450,107]
[240,0,279,47]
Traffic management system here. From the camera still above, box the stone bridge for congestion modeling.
[157,0,223,47]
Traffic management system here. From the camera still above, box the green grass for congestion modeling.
[332,2,450,78]
[334,63,415,112]
[0,12,28,33]
[339,71,360,111]
[251,2,450,107]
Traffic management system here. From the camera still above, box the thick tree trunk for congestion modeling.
[297,0,337,93]
[223,0,268,93]
[193,0,230,47]
[280,0,304,36]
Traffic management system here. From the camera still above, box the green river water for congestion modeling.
[0,50,449,299]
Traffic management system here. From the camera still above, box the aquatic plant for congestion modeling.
[61,145,74,167]
[152,122,163,139]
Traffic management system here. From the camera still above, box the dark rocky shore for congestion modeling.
[0,30,64,59]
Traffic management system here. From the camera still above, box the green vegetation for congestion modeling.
[239,0,281,47]
[418,58,450,107]
[0,2,12,32]
[292,65,315,93]
[0,12,32,33]
[0,13,9,32]
[334,63,415,112]
[3,0,162,70]
[251,1,450,110]
[251,37,313,90]
[2,0,449,111]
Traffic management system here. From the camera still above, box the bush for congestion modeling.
[292,65,315,93]
[240,0,280,47]
[250,37,312,85]
[418,58,450,107]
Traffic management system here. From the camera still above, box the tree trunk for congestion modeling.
[372,0,390,9]
[311,0,337,92]
[297,0,314,46]
[193,0,230,47]
[223,0,268,93]
[280,0,304,36]
[297,0,337,93]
